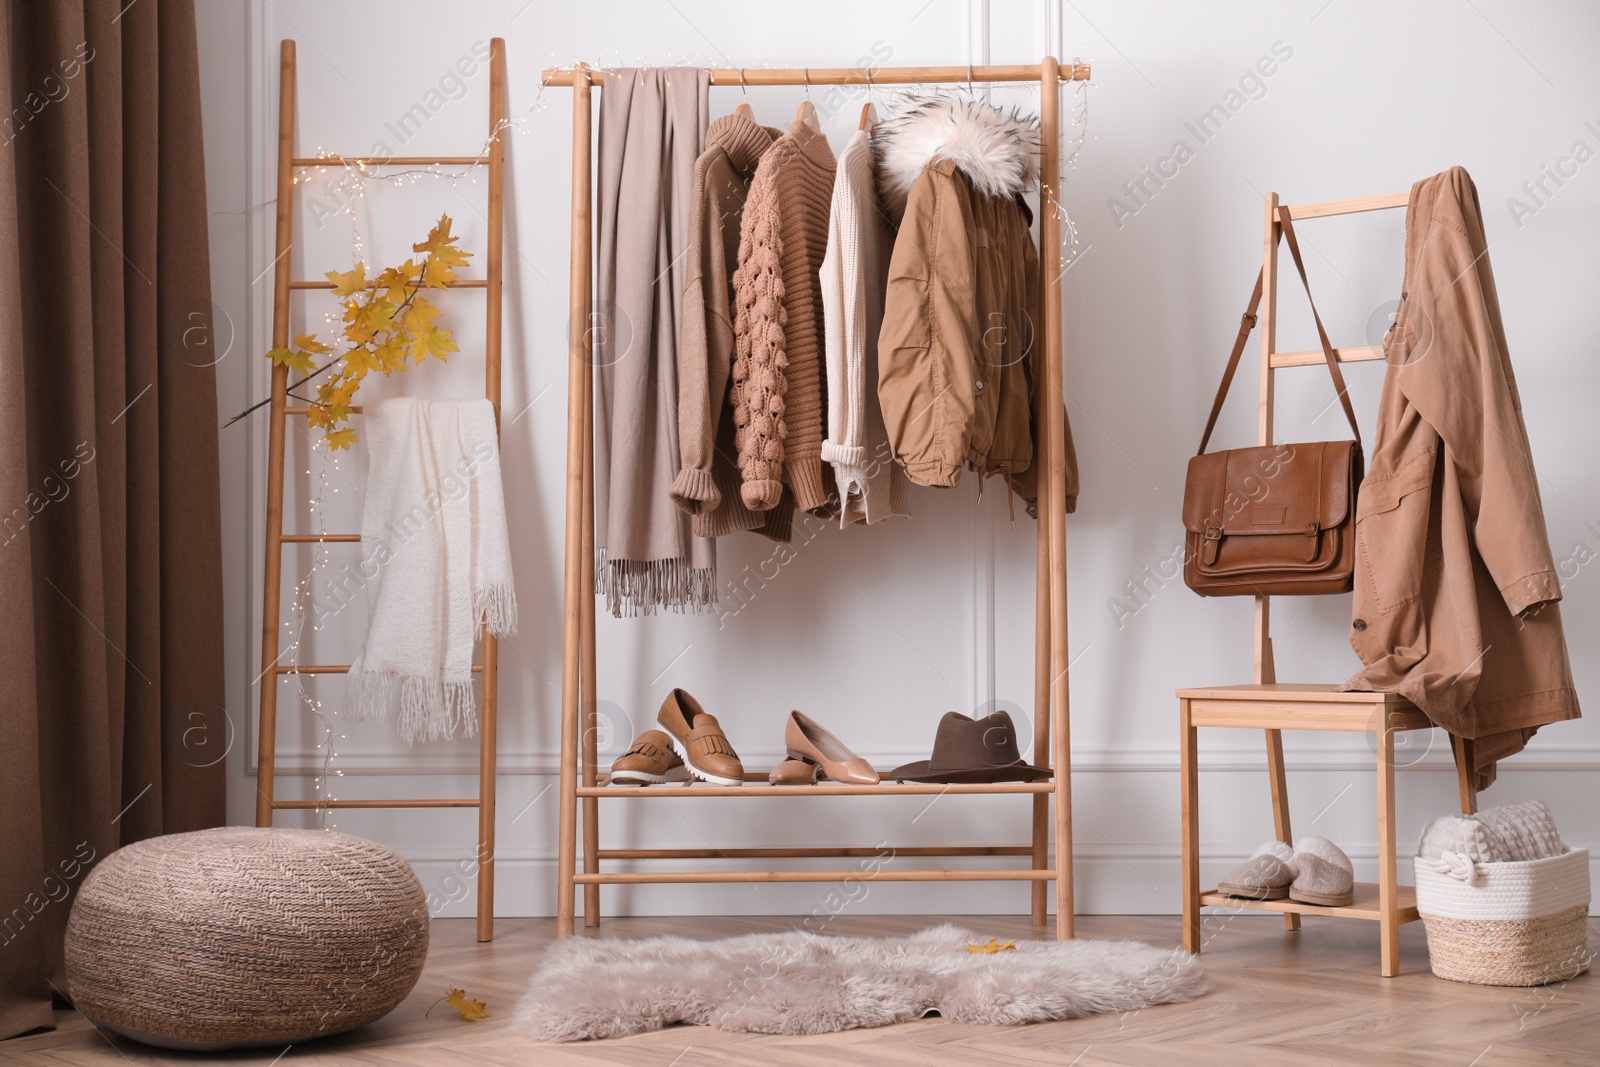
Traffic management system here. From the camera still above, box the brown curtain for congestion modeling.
[0,0,225,1040]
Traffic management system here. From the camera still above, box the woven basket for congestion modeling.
[1414,847,1592,987]
[65,827,428,1050]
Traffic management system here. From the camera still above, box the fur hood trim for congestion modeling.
[872,95,1040,219]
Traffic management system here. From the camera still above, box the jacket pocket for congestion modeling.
[1355,449,1436,613]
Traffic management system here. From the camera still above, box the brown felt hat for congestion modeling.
[888,711,1051,784]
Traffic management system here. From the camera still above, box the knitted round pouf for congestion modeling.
[65,827,428,1050]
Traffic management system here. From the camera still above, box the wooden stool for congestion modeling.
[1178,683,1477,976]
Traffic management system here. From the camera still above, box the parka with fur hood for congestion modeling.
[874,96,1078,514]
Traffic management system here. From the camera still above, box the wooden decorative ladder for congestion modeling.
[254,37,508,942]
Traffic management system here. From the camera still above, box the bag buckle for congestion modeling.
[1204,524,1223,541]
[1304,522,1320,537]
[1240,311,1258,330]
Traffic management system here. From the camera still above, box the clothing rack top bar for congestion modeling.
[539,61,1089,87]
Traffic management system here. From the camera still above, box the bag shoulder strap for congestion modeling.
[1196,206,1364,454]
[1196,271,1264,455]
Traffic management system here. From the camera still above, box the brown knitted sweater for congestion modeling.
[730,118,836,512]
[670,112,792,541]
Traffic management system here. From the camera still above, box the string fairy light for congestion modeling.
[280,435,345,830]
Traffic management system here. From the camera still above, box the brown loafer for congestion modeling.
[768,757,819,785]
[784,711,878,785]
[656,689,745,786]
[609,729,690,786]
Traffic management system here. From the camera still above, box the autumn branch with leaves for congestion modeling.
[242,214,471,448]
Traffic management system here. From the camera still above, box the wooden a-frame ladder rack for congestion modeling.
[540,57,1090,939]
[1178,187,1479,977]
[255,38,508,942]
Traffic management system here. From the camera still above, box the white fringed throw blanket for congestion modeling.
[347,398,515,743]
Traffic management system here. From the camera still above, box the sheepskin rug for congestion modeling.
[511,924,1208,1041]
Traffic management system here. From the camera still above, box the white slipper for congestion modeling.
[1289,836,1354,906]
[1217,840,1297,899]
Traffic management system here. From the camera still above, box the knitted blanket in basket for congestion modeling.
[346,398,516,743]
[1417,799,1568,882]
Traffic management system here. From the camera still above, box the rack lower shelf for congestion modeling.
[1197,882,1420,922]
[575,869,1056,884]
[579,780,1055,797]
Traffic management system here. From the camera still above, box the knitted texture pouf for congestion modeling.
[65,827,429,1050]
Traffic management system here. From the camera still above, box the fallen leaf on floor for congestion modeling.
[965,938,1017,954]
[426,987,491,1021]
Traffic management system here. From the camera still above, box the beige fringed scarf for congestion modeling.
[593,67,716,617]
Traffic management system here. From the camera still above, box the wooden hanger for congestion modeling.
[858,102,878,131]
[734,69,752,121]
[796,68,818,129]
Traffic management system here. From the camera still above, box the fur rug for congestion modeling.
[511,924,1208,1041]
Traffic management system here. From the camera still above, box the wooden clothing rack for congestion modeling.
[540,57,1090,939]
[254,38,508,942]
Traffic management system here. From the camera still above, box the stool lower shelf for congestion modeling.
[1197,881,1419,922]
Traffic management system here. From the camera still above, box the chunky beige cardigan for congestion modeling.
[730,118,836,513]
[670,112,792,541]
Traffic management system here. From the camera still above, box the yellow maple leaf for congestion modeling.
[373,338,409,375]
[293,333,332,356]
[324,428,358,451]
[965,938,1017,954]
[421,254,455,290]
[401,297,441,335]
[411,325,458,363]
[326,264,368,298]
[413,214,455,254]
[444,987,490,1021]
[267,344,316,376]
[342,346,381,379]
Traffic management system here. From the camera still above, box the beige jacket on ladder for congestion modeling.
[1343,165,1580,787]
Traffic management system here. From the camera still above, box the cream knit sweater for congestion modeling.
[819,131,909,525]
[730,118,836,512]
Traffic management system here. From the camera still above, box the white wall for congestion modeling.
[198,0,1600,919]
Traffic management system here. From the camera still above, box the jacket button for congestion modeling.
[1352,618,1367,631]
[974,380,985,390]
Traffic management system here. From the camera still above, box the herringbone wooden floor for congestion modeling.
[9,913,1597,1065]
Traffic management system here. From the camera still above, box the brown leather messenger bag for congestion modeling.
[1182,206,1364,596]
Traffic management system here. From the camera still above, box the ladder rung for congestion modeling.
[1270,345,1383,368]
[276,663,485,675]
[284,405,364,416]
[271,798,480,809]
[289,278,489,290]
[292,155,481,167]
[281,533,360,543]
